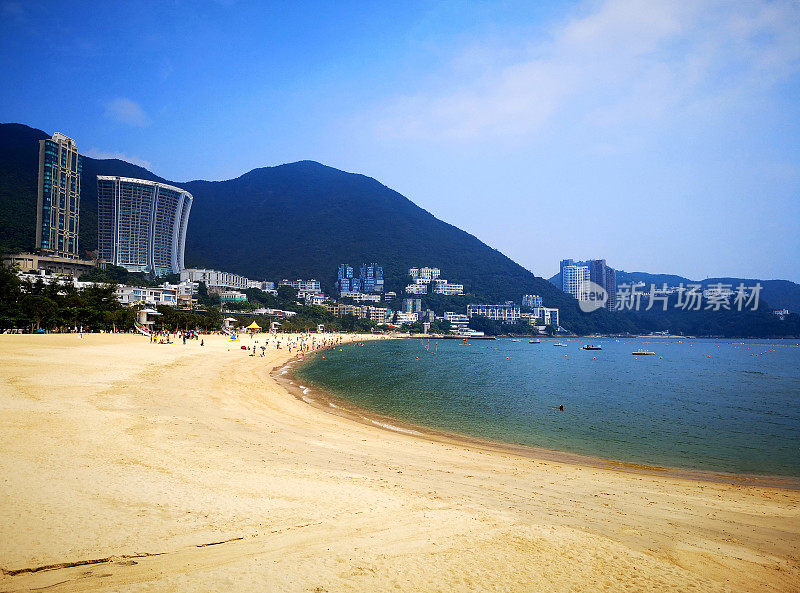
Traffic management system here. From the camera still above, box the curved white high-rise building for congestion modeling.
[96,176,193,276]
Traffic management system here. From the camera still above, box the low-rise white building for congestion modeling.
[467,303,521,323]
[444,312,469,331]
[116,285,178,306]
[280,279,322,293]
[432,279,464,295]
[395,311,419,324]
[522,294,543,309]
[405,283,428,295]
[339,292,382,303]
[219,290,247,303]
[181,268,250,291]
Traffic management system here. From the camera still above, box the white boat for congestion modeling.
[632,350,656,356]
[553,342,567,347]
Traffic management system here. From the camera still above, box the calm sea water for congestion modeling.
[295,338,800,476]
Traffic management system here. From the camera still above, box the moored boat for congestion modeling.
[632,350,656,355]
[580,345,602,350]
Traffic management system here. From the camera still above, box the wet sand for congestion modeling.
[0,333,798,592]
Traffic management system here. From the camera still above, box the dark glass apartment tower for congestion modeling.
[589,259,617,310]
[36,133,81,258]
[97,176,193,276]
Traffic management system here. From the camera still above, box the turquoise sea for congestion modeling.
[295,338,800,476]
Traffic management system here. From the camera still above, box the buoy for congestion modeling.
[506,356,510,359]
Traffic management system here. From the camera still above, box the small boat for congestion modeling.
[553,342,567,347]
[580,345,602,351]
[529,339,541,344]
[511,338,521,342]
[632,350,656,355]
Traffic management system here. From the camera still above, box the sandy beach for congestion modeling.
[0,333,798,592]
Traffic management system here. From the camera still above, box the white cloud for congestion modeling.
[83,148,153,171]
[374,0,800,141]
[104,97,151,127]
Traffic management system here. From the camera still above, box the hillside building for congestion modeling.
[36,133,82,259]
[97,176,193,276]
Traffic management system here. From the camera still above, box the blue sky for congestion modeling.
[2,0,799,281]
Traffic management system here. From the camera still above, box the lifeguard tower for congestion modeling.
[135,308,162,335]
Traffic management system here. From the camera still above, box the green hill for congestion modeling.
[0,123,614,332]
[2,122,797,336]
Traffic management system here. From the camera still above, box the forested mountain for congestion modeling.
[0,123,612,332]
[2,123,797,336]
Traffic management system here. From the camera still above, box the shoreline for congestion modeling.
[278,342,800,490]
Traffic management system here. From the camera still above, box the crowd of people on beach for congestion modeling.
[242,333,345,357]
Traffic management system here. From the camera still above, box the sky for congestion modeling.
[1,0,799,281]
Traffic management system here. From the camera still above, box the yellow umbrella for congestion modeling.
[246,321,261,330]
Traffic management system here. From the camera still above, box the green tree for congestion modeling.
[21,294,58,330]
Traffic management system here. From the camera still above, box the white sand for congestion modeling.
[0,333,797,592]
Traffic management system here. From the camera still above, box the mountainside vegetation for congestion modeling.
[2,123,798,337]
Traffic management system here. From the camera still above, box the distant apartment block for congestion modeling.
[303,293,328,306]
[219,290,247,303]
[97,176,193,276]
[560,259,591,301]
[160,280,198,308]
[247,280,275,291]
[432,279,464,295]
[337,264,357,293]
[402,298,422,313]
[404,283,428,294]
[589,259,617,310]
[408,266,463,295]
[181,268,250,291]
[340,292,381,303]
[360,263,384,293]
[443,312,469,331]
[337,263,383,294]
[324,303,389,324]
[409,267,440,283]
[534,307,560,327]
[522,294,543,309]
[37,133,82,259]
[467,304,521,323]
[115,285,178,307]
[280,279,322,293]
[394,311,419,324]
